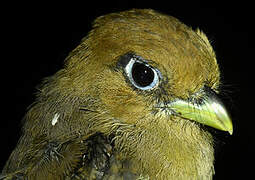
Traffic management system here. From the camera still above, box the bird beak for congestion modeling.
[167,91,233,135]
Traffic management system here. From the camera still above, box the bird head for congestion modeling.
[63,9,232,131]
[55,9,232,178]
[4,9,233,179]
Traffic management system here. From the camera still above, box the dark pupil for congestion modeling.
[132,62,154,87]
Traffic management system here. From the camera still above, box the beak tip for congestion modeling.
[219,119,233,135]
[224,118,233,135]
[228,129,233,135]
[228,126,233,135]
[220,120,233,135]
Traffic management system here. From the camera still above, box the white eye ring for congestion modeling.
[124,57,160,90]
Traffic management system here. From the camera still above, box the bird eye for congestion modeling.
[124,57,160,90]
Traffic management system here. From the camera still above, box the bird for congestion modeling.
[1,9,233,179]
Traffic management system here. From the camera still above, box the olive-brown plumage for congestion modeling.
[1,9,232,179]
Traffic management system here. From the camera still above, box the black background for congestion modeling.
[1,2,249,179]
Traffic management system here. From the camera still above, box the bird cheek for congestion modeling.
[100,92,146,124]
[120,105,146,124]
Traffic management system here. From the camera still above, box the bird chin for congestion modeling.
[110,116,215,179]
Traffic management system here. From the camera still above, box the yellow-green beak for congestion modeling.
[168,92,233,135]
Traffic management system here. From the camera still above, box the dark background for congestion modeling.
[1,2,249,179]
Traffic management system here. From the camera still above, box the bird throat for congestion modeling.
[111,119,215,179]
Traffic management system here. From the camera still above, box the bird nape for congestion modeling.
[1,9,233,180]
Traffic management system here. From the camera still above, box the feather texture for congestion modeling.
[1,9,231,179]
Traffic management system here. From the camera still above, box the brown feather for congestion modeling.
[2,9,222,179]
